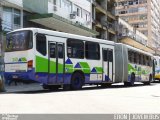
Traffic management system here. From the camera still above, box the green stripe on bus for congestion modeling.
[36,56,63,73]
[128,64,136,74]
[58,63,64,73]
[95,67,103,73]
[49,61,56,73]
[79,62,90,73]
[65,64,74,73]
[36,56,48,72]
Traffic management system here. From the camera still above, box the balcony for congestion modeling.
[106,11,116,20]
[93,1,106,15]
[118,30,147,45]
[28,13,98,37]
[101,21,116,34]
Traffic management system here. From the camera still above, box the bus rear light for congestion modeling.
[28,60,33,69]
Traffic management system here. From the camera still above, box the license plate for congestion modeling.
[12,75,18,79]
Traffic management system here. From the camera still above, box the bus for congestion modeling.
[115,44,154,86]
[4,28,154,90]
[154,56,160,81]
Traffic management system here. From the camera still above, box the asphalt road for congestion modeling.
[0,82,160,113]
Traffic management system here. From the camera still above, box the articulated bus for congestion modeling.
[4,28,154,90]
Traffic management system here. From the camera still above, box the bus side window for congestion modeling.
[85,42,100,60]
[103,50,108,61]
[36,34,47,56]
[146,56,149,66]
[58,44,64,58]
[67,39,84,59]
[108,50,113,62]
[137,53,139,64]
[143,55,146,65]
[50,43,56,58]
[128,51,132,63]
[134,52,137,63]
[139,54,142,65]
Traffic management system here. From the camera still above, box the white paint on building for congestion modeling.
[48,0,92,29]
[6,0,23,7]
[1,0,23,32]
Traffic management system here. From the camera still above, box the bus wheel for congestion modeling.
[71,72,84,90]
[129,73,135,86]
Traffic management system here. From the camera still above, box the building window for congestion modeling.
[74,5,82,17]
[77,8,80,16]
[53,0,57,5]
[14,9,21,26]
[2,7,12,31]
[2,7,21,32]
[62,0,72,12]
[129,1,133,5]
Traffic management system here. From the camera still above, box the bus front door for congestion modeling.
[48,42,65,84]
[102,49,113,82]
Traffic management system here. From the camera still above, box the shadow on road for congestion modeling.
[3,82,157,94]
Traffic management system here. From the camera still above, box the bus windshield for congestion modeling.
[6,30,33,52]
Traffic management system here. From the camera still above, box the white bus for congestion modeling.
[4,28,154,90]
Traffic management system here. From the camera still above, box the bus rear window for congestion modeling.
[6,30,33,52]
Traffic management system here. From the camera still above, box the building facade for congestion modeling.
[118,18,154,53]
[0,0,24,32]
[115,0,160,53]
[23,0,97,37]
[92,0,117,42]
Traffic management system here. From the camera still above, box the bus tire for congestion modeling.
[71,72,84,90]
[129,73,135,86]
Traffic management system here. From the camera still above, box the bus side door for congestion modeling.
[48,42,65,84]
[102,48,113,82]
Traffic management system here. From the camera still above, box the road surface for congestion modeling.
[0,82,160,113]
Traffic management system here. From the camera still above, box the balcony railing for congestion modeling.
[118,30,148,46]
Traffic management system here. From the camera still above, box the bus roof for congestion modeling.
[8,28,115,46]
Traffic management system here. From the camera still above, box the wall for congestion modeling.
[48,0,92,29]
[6,0,23,7]
[23,0,48,13]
